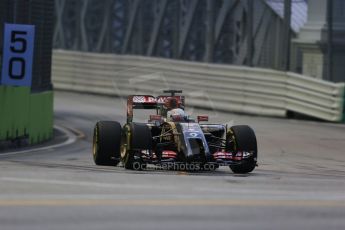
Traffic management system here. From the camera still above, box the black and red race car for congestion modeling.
[92,90,258,173]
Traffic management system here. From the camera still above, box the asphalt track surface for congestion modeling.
[1,91,345,230]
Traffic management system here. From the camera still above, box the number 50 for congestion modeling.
[8,31,27,80]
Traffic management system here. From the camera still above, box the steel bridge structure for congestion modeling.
[53,0,297,70]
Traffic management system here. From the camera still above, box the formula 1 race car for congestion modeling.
[92,90,258,173]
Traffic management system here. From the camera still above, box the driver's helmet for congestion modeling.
[164,97,179,110]
[164,97,186,121]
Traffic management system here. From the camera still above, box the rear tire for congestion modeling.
[228,125,257,174]
[93,121,121,166]
[123,123,152,170]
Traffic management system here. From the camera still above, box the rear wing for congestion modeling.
[126,91,185,123]
[159,90,185,107]
[157,95,185,108]
[127,95,157,123]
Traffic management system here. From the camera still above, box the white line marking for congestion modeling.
[0,125,77,157]
[0,177,174,190]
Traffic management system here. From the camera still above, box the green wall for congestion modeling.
[0,86,53,144]
[343,90,345,123]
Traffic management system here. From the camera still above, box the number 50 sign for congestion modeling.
[1,24,35,87]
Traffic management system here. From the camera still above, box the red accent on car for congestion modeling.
[157,96,184,106]
[233,151,243,161]
[213,151,233,160]
[197,115,209,122]
[162,150,177,159]
[149,115,163,121]
[132,95,157,104]
[212,151,243,161]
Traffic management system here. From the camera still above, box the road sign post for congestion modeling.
[1,23,35,87]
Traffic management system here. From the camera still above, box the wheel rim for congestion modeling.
[92,127,98,156]
[120,144,127,159]
[121,130,129,159]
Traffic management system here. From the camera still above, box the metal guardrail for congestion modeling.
[52,50,345,122]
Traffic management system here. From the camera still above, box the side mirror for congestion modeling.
[197,115,209,123]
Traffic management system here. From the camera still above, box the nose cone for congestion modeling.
[185,138,206,162]
[176,122,211,162]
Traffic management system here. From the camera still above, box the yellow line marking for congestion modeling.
[63,126,86,139]
[0,199,344,207]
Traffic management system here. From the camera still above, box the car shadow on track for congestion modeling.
[5,160,257,177]
[113,164,257,177]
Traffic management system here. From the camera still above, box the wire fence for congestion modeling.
[0,0,54,92]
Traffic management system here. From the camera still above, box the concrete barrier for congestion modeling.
[52,50,345,122]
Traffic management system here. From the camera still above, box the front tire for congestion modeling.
[228,125,257,174]
[122,123,152,170]
[93,121,121,166]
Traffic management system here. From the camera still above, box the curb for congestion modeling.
[0,125,78,157]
